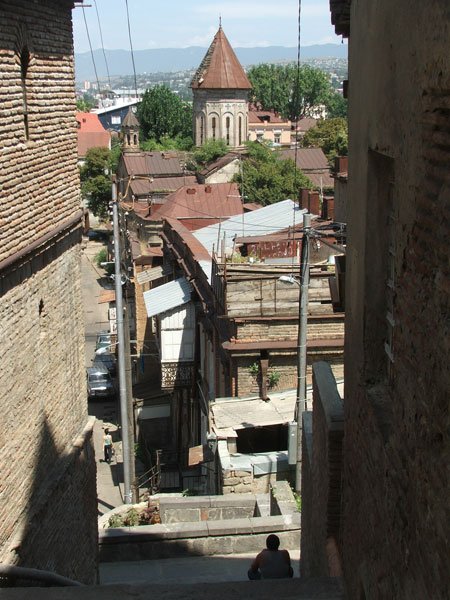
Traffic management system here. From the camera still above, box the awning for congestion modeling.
[98,290,116,304]
[136,265,169,285]
[143,277,192,318]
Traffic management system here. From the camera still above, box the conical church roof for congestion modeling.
[122,107,140,128]
[191,27,252,90]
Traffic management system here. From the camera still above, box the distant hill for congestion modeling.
[75,44,347,81]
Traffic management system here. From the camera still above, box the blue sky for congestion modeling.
[73,0,340,53]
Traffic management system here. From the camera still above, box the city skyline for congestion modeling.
[73,0,342,54]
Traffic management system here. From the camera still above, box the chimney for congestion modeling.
[334,156,348,175]
[322,196,335,220]
[308,191,321,216]
[186,188,196,195]
[205,185,212,193]
[299,188,309,210]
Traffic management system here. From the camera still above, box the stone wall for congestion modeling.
[340,1,449,598]
[222,467,293,495]
[0,0,97,584]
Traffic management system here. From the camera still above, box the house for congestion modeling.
[277,147,335,190]
[140,202,345,493]
[0,0,97,583]
[93,99,139,132]
[247,108,291,146]
[301,1,449,598]
[76,111,111,163]
[191,26,252,148]
[197,152,242,184]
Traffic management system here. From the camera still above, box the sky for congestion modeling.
[73,0,340,54]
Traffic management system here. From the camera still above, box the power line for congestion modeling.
[124,0,138,98]
[82,6,102,99]
[93,0,112,90]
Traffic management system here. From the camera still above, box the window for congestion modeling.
[212,117,216,140]
[111,115,121,125]
[20,46,30,140]
[226,116,230,144]
[274,133,281,144]
[200,115,204,144]
[238,116,242,145]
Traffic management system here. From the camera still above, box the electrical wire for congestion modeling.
[93,0,112,90]
[293,0,303,189]
[124,0,138,98]
[82,6,101,99]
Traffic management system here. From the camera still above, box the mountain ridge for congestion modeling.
[75,44,347,81]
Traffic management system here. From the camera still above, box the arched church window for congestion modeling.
[200,115,204,145]
[20,47,30,140]
[212,117,216,140]
[226,116,230,145]
[238,116,242,146]
[133,134,137,145]
[127,133,131,145]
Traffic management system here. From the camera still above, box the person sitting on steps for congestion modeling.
[248,534,294,580]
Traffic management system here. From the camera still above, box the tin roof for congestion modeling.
[278,148,330,171]
[122,152,183,177]
[191,27,252,90]
[155,182,243,225]
[130,176,196,196]
[122,107,140,128]
[143,277,192,318]
[192,200,305,255]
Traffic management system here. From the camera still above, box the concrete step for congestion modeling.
[0,577,345,600]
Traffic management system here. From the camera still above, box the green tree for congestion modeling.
[76,94,96,112]
[233,142,312,206]
[137,85,193,143]
[80,147,112,219]
[247,63,332,120]
[324,91,347,118]
[141,134,193,152]
[192,139,228,168]
[301,118,348,162]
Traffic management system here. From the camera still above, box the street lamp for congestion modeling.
[279,212,311,493]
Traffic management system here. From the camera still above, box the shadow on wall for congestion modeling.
[9,416,98,585]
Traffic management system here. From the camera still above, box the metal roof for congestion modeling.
[143,277,192,318]
[278,148,330,171]
[123,152,183,177]
[192,200,305,255]
[191,27,252,90]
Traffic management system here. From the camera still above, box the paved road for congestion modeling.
[81,238,125,515]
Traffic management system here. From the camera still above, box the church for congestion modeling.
[191,26,252,148]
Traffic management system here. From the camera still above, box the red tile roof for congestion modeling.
[191,27,252,90]
[76,112,111,157]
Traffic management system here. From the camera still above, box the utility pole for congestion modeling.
[111,184,133,504]
[295,212,311,493]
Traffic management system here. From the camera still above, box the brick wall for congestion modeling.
[0,0,80,263]
[0,1,97,583]
[340,1,449,598]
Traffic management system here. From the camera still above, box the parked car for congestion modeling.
[95,331,113,352]
[87,365,115,400]
[92,352,117,377]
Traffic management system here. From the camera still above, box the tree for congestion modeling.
[141,134,193,152]
[233,142,312,206]
[80,147,112,220]
[301,118,348,162]
[247,63,332,120]
[76,94,96,112]
[192,139,229,167]
[324,91,347,118]
[137,85,193,143]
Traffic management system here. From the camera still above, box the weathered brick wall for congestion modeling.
[236,352,344,397]
[237,319,344,342]
[0,240,98,583]
[0,0,97,584]
[0,0,80,263]
[341,2,450,598]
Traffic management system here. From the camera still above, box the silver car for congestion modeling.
[87,366,115,399]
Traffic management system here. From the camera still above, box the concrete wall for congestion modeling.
[0,1,97,583]
[341,1,450,598]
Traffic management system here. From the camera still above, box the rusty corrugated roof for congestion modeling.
[130,176,197,196]
[155,182,243,223]
[191,27,252,90]
[123,152,183,177]
[278,148,330,171]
